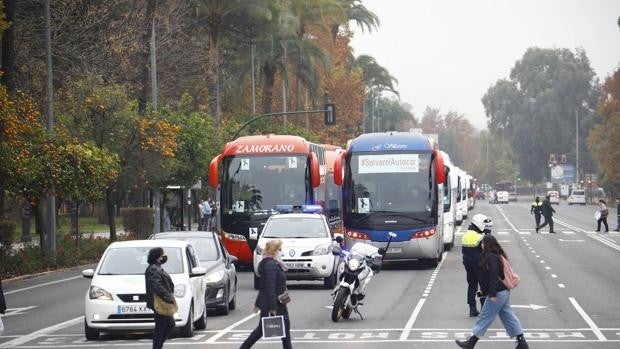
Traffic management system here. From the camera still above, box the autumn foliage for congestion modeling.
[588,68,620,190]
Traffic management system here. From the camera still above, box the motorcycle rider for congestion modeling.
[461,213,493,317]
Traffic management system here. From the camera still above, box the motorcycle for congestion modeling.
[330,232,396,322]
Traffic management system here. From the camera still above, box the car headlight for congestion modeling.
[312,244,329,255]
[205,270,225,283]
[174,284,186,298]
[347,258,360,271]
[255,245,263,255]
[89,286,113,300]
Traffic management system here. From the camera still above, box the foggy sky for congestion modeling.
[350,0,620,130]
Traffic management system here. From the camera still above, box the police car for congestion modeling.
[253,205,340,290]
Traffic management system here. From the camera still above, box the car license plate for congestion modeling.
[285,262,306,269]
[117,305,152,314]
[387,247,402,254]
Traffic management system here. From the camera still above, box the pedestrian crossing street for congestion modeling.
[455,230,619,236]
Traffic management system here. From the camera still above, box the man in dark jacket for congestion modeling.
[615,197,620,232]
[145,247,175,349]
[530,196,543,231]
[537,195,556,233]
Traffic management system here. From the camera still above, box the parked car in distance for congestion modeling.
[151,231,237,315]
[547,190,560,205]
[253,206,339,290]
[82,240,207,340]
[567,189,586,205]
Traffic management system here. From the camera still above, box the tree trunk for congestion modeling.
[33,203,46,249]
[207,29,220,127]
[295,62,302,127]
[136,0,157,113]
[106,189,117,241]
[262,64,275,114]
[1,0,16,92]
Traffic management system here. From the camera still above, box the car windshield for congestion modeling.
[572,190,584,195]
[98,247,184,275]
[263,216,329,238]
[168,237,219,262]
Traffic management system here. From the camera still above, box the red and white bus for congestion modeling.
[209,134,326,265]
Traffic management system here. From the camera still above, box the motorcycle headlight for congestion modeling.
[205,270,225,283]
[347,258,360,271]
[313,244,329,256]
[174,284,186,298]
[89,286,113,300]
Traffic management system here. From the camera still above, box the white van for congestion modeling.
[547,190,560,205]
[568,189,586,205]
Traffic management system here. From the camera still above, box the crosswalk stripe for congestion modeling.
[563,231,575,234]
[497,231,509,235]
[518,231,531,235]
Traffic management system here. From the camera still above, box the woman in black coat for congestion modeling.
[240,239,292,349]
[145,247,175,349]
[0,277,6,315]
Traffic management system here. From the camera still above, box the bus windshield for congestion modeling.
[345,152,432,215]
[222,155,307,213]
[495,181,514,192]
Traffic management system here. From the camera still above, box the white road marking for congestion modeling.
[0,316,84,348]
[569,297,607,341]
[5,276,82,295]
[558,239,585,242]
[497,231,509,235]
[545,267,551,270]
[555,219,620,252]
[399,299,425,341]
[204,312,257,343]
[512,304,547,310]
[2,306,37,317]
[551,274,557,278]
[563,231,575,235]
[558,284,566,288]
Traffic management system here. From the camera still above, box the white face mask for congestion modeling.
[275,252,283,262]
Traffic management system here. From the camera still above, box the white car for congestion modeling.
[253,212,339,290]
[547,190,560,205]
[82,240,207,340]
[496,191,509,204]
[568,189,586,205]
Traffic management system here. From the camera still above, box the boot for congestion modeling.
[469,305,479,317]
[455,335,478,348]
[515,334,529,349]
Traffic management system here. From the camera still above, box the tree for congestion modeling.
[483,47,601,183]
[588,68,620,192]
[195,0,271,127]
[330,0,379,41]
[56,76,180,240]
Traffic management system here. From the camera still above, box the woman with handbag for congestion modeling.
[240,239,292,349]
[145,247,176,349]
[456,235,529,349]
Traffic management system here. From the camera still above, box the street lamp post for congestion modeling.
[576,110,579,185]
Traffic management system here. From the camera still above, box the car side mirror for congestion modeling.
[82,269,94,279]
[332,245,342,256]
[378,248,386,256]
[190,267,207,277]
[228,255,238,265]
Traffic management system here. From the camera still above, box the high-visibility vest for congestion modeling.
[461,230,483,248]
[531,201,542,214]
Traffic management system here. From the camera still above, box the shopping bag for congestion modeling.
[261,315,285,339]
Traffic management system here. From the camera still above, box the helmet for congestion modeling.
[471,213,493,232]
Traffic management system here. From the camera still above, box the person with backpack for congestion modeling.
[456,234,529,349]
[460,214,492,317]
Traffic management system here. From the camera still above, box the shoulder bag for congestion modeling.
[154,294,178,316]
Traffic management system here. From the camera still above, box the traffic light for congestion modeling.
[324,103,336,126]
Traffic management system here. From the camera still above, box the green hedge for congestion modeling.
[0,234,113,279]
[121,207,154,239]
